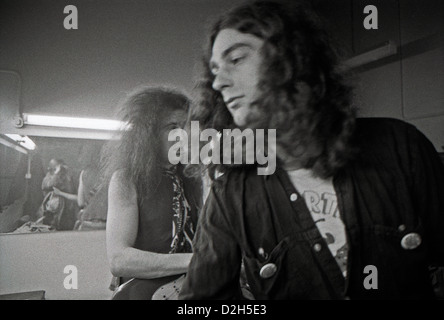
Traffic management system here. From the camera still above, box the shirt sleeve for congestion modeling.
[411,128,444,266]
[180,186,243,299]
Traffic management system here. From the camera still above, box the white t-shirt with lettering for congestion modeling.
[287,169,348,277]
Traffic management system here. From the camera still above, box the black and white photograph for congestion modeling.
[0,0,443,305]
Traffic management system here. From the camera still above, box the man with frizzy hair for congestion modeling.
[180,0,444,299]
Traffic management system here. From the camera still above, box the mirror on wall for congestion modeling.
[0,134,108,234]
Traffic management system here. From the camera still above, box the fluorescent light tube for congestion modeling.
[22,113,128,131]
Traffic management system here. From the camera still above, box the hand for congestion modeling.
[54,165,61,174]
[52,187,62,196]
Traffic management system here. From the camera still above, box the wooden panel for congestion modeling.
[410,115,444,151]
[399,0,444,119]
[352,0,400,53]
[312,0,353,58]
[353,61,403,118]
[399,0,444,43]
[401,48,444,119]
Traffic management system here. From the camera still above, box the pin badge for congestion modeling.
[258,247,268,260]
[401,232,422,250]
[259,263,277,279]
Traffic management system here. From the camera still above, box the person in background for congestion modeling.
[40,158,78,230]
[73,142,108,230]
[104,86,202,299]
[180,0,444,299]
[77,150,101,208]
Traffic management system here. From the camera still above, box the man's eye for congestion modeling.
[230,56,244,65]
[166,124,179,130]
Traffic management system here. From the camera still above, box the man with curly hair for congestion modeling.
[104,86,202,299]
[180,0,444,299]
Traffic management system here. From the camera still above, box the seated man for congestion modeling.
[105,86,202,299]
[180,0,444,299]
[40,158,77,230]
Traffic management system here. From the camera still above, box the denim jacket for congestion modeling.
[180,118,444,299]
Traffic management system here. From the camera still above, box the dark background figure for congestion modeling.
[40,158,77,230]
[74,142,108,230]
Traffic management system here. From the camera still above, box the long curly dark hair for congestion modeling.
[102,86,191,203]
[187,0,356,180]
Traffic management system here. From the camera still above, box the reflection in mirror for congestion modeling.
[0,134,108,234]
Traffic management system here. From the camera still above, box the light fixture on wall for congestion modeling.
[16,113,129,131]
[4,134,36,150]
[0,135,28,154]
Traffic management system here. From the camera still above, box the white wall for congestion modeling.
[353,0,444,151]
[0,230,113,300]
[0,0,244,138]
